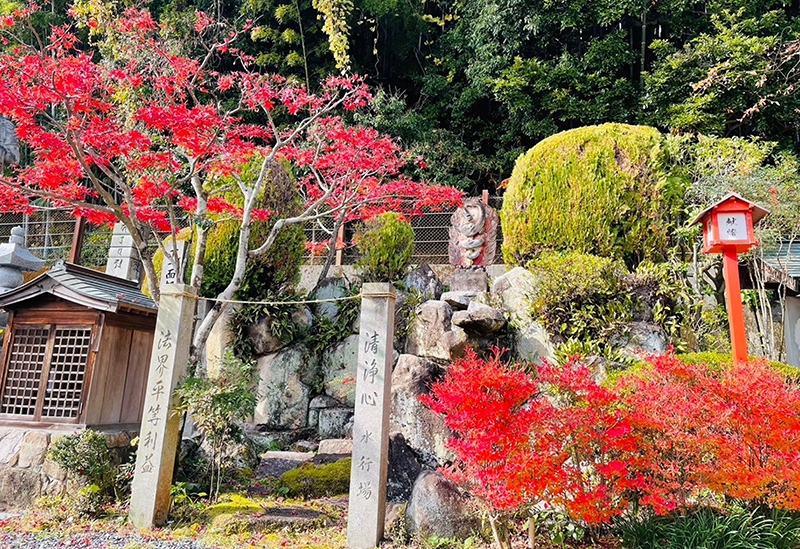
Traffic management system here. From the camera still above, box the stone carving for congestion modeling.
[0,117,19,166]
[448,198,498,267]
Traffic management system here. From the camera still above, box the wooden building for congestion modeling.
[0,260,157,429]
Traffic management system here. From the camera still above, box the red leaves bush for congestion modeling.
[423,348,800,524]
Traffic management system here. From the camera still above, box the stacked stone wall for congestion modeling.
[0,427,133,510]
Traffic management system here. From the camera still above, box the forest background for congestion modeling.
[5,0,798,194]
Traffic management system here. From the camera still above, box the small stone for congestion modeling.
[317,438,353,455]
[451,301,506,334]
[405,301,467,361]
[0,430,24,466]
[42,459,68,482]
[290,440,319,453]
[440,290,479,310]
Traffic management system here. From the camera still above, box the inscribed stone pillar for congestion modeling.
[129,284,196,528]
[347,283,396,549]
[105,222,142,283]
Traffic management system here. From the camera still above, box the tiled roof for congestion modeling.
[0,260,156,314]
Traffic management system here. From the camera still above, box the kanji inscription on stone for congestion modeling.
[129,284,196,528]
[347,283,396,549]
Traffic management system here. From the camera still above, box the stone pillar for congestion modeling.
[160,239,188,287]
[129,284,196,528]
[347,283,396,549]
[105,222,142,283]
[785,296,800,368]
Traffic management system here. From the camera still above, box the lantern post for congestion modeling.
[690,193,769,364]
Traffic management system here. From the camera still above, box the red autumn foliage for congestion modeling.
[0,4,462,359]
[618,354,800,512]
[422,349,642,524]
[423,349,800,526]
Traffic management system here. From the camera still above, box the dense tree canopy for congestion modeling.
[4,0,799,192]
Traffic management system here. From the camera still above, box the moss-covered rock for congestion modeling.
[280,458,351,498]
[201,155,305,300]
[500,123,682,267]
[143,155,305,300]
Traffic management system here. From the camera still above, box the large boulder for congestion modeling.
[492,267,538,322]
[322,334,360,407]
[404,264,443,300]
[515,322,556,364]
[452,301,505,335]
[387,432,422,502]
[612,321,668,357]
[405,471,479,540]
[314,277,349,321]
[254,346,315,429]
[390,354,453,467]
[247,315,290,356]
[405,301,467,361]
[205,304,237,377]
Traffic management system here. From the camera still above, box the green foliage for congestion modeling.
[305,283,361,363]
[643,10,800,141]
[229,289,306,361]
[527,251,632,346]
[354,212,415,283]
[617,505,800,549]
[174,351,258,501]
[80,225,112,268]
[678,352,800,381]
[47,430,119,500]
[202,156,305,300]
[280,458,351,497]
[500,124,682,267]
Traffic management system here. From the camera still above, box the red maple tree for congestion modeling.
[424,349,800,548]
[0,4,462,360]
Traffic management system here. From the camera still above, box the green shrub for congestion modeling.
[527,251,632,345]
[280,458,351,497]
[47,429,120,501]
[500,123,682,267]
[355,212,415,283]
[174,350,257,501]
[677,352,800,381]
[201,155,305,300]
[617,505,800,549]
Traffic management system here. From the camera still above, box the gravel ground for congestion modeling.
[0,531,211,548]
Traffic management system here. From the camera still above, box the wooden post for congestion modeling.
[68,216,85,264]
[722,248,748,364]
[347,283,396,549]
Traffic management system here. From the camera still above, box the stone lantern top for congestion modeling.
[0,226,45,271]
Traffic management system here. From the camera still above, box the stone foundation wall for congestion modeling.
[0,427,134,511]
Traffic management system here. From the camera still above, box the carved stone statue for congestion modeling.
[0,117,19,167]
[448,197,499,267]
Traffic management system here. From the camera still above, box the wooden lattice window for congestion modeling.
[0,323,93,421]
[0,326,49,416]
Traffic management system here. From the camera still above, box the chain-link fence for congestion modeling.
[302,196,505,265]
[0,195,505,270]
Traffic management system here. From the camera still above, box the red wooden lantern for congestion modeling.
[692,193,768,254]
[690,192,769,364]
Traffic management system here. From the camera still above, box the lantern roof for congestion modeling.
[690,192,770,227]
